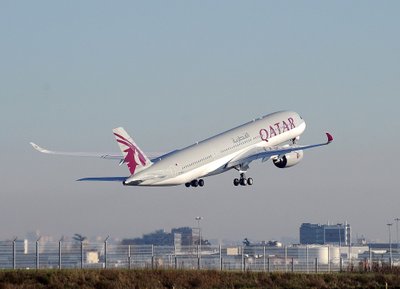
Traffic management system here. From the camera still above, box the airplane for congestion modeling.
[31,111,333,187]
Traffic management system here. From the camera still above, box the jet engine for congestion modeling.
[273,150,304,168]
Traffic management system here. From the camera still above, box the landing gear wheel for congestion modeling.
[198,179,204,187]
[234,171,254,187]
[191,180,198,187]
[185,182,191,188]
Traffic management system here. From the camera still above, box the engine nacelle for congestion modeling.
[273,150,304,168]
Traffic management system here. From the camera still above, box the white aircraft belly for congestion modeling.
[152,148,250,186]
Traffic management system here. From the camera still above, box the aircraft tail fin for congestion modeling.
[113,127,152,175]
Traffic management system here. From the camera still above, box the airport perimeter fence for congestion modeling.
[0,241,395,272]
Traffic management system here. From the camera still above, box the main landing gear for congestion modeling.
[233,173,253,186]
[185,179,205,188]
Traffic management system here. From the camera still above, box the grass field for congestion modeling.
[0,269,400,289]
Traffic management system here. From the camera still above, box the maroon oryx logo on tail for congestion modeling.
[114,132,147,175]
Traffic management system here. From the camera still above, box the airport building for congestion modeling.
[121,227,209,247]
[300,222,351,246]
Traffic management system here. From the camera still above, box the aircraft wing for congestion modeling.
[30,142,123,160]
[30,142,165,162]
[77,177,128,182]
[227,133,333,168]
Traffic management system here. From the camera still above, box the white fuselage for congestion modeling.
[124,111,306,186]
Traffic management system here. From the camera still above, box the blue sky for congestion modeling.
[1,1,399,243]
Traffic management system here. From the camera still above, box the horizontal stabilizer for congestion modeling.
[77,177,128,182]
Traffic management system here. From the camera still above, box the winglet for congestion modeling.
[30,142,50,153]
[326,133,333,144]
